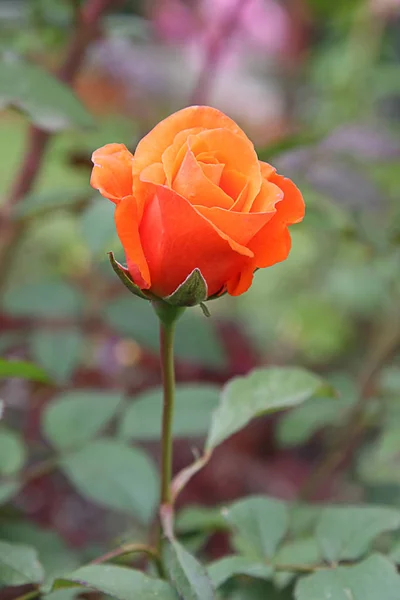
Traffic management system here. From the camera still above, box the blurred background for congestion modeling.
[0,0,400,585]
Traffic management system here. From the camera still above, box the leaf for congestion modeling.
[30,329,84,385]
[295,554,400,600]
[43,390,122,450]
[0,428,26,475]
[357,428,400,486]
[0,481,20,506]
[224,496,288,560]
[44,591,79,600]
[105,296,226,368]
[0,540,44,585]
[166,269,208,306]
[3,281,83,318]
[206,367,330,450]
[61,438,158,523]
[13,187,89,219]
[176,505,228,534]
[0,522,79,588]
[208,556,272,588]
[276,396,349,447]
[167,539,216,600]
[0,59,93,131]
[119,384,220,440]
[80,199,117,255]
[273,538,321,589]
[315,505,400,562]
[0,358,48,382]
[63,564,177,600]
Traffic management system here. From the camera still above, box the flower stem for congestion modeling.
[159,319,177,508]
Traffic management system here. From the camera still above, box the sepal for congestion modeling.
[108,252,151,300]
[165,268,208,307]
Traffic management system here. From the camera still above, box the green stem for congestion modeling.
[159,319,177,507]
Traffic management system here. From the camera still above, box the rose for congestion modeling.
[91,105,304,302]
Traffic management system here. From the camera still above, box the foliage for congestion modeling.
[0,0,400,598]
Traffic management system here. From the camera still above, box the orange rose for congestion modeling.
[91,106,304,301]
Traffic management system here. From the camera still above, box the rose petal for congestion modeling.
[189,129,262,203]
[133,106,250,177]
[227,264,255,296]
[195,205,276,247]
[269,173,305,224]
[139,184,251,297]
[91,144,134,203]
[114,195,151,288]
[251,179,283,213]
[173,147,233,209]
[220,169,248,202]
[162,127,204,186]
[259,161,277,180]
[198,162,225,186]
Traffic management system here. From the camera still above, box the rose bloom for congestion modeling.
[91,106,304,299]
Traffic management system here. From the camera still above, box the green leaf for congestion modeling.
[105,296,226,368]
[176,505,228,534]
[206,368,329,450]
[0,59,93,131]
[119,384,220,440]
[167,539,216,600]
[208,556,272,588]
[166,269,208,306]
[0,481,20,506]
[3,281,83,318]
[80,199,117,255]
[63,564,177,600]
[276,396,348,447]
[43,390,122,450]
[357,428,400,486]
[0,540,44,585]
[0,522,79,588]
[0,358,48,382]
[44,591,79,600]
[315,505,400,562]
[61,438,158,523]
[0,428,26,475]
[30,329,84,385]
[295,554,400,600]
[273,538,321,589]
[13,187,89,219]
[224,496,288,560]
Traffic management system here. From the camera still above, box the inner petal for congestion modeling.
[161,127,204,186]
[173,148,233,209]
[188,129,262,203]
[219,168,247,201]
[199,162,225,186]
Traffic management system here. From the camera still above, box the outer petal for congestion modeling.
[195,205,276,247]
[227,173,305,296]
[91,144,134,203]
[139,185,250,297]
[269,173,305,224]
[173,148,233,209]
[132,106,250,176]
[114,196,151,288]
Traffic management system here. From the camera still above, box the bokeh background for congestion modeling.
[1,0,400,590]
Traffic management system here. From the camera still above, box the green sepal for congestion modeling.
[108,252,150,300]
[165,268,208,307]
